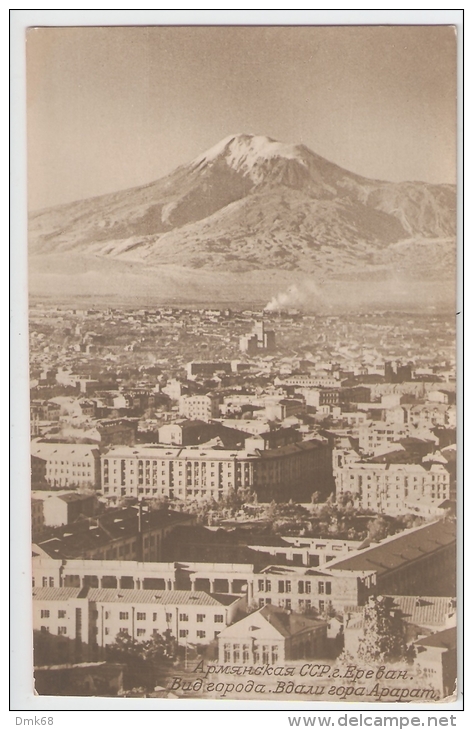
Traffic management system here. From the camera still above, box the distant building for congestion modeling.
[385,361,412,384]
[158,420,215,446]
[33,507,195,562]
[32,490,98,529]
[31,442,101,490]
[179,393,220,422]
[334,453,452,516]
[186,362,233,380]
[240,321,276,354]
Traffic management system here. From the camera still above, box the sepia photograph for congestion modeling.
[13,13,461,713]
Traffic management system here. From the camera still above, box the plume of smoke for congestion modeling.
[264,280,323,311]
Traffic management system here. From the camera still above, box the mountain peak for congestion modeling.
[191,133,308,175]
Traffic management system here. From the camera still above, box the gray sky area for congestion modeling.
[26,25,457,210]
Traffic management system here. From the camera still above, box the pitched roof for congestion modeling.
[326,520,456,577]
[415,627,456,651]
[85,588,238,607]
[385,595,456,627]
[34,507,191,559]
[260,605,327,638]
[32,587,84,602]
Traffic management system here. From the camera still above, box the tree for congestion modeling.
[105,629,176,691]
[357,597,414,664]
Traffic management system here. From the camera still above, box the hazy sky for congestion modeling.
[26,25,457,210]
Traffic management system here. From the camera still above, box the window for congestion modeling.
[179,613,188,622]
[137,629,146,637]
[166,613,172,623]
[285,599,291,610]
[319,600,325,612]
[233,645,240,663]
[298,581,304,594]
[285,580,291,593]
[42,577,48,587]
[214,614,224,623]
[179,629,188,638]
[58,610,66,618]
[259,598,265,608]
[258,579,265,592]
[58,626,67,635]
[197,614,205,623]
[40,626,49,633]
[262,646,269,664]
[136,612,146,620]
[224,643,231,663]
[243,644,250,663]
[49,577,54,587]
[197,630,206,639]
[325,582,332,595]
[119,612,129,620]
[271,645,278,664]
[41,610,50,619]
[265,580,271,592]
[120,628,129,635]
[318,582,325,594]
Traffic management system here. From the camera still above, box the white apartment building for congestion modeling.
[334,460,451,515]
[32,587,245,647]
[251,565,376,613]
[101,444,256,501]
[101,439,326,502]
[179,394,220,422]
[31,441,101,489]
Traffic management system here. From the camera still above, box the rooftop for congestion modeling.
[327,520,456,577]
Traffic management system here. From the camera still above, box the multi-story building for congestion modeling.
[186,361,232,380]
[240,321,276,354]
[32,554,254,593]
[251,565,376,613]
[33,506,195,562]
[31,490,98,529]
[334,457,452,515]
[357,423,410,455]
[31,441,101,490]
[100,439,330,502]
[179,393,220,422]
[248,536,361,568]
[32,586,244,648]
[31,496,45,540]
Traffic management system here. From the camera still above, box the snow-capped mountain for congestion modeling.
[28,133,456,305]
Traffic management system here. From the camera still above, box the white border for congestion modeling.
[9,8,465,722]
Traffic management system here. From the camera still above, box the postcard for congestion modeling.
[19,19,460,709]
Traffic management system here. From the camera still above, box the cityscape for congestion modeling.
[30,301,457,700]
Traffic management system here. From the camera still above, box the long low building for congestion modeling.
[32,556,253,595]
[33,586,245,649]
[327,519,456,597]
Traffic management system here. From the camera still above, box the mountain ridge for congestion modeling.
[28,133,456,306]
